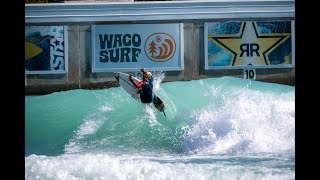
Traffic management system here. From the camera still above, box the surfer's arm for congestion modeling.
[129,75,144,88]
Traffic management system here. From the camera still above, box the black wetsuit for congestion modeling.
[139,76,153,103]
[130,76,154,103]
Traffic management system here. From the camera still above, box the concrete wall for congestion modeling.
[25,1,295,95]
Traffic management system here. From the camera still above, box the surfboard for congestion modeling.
[114,72,166,116]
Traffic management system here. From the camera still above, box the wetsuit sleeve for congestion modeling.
[129,77,144,88]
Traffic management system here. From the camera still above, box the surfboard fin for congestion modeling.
[162,109,166,117]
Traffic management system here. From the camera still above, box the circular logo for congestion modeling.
[144,32,176,62]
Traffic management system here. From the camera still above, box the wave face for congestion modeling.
[25,75,295,179]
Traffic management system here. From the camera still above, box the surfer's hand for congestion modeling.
[140,68,146,73]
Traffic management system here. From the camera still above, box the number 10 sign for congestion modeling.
[244,69,256,80]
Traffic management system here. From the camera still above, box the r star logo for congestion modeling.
[208,22,290,66]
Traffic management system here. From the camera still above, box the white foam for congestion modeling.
[152,71,165,91]
[143,105,160,127]
[64,111,108,154]
[99,105,113,112]
[181,87,295,154]
[25,153,294,180]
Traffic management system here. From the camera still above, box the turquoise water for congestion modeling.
[25,75,295,179]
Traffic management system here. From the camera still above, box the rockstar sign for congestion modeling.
[206,21,293,68]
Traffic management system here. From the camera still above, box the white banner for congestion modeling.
[92,23,184,72]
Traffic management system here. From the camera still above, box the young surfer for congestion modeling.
[128,68,165,116]
[129,68,154,103]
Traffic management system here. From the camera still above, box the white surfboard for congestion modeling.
[114,72,166,116]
